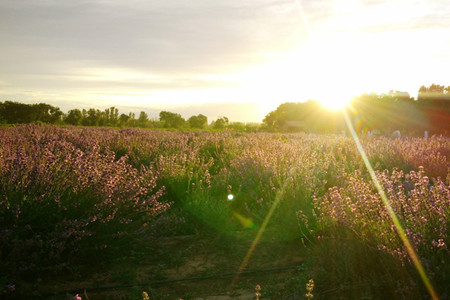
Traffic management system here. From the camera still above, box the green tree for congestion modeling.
[0,101,35,123]
[212,116,229,129]
[33,103,63,123]
[0,102,4,123]
[127,112,137,127]
[138,111,149,127]
[159,111,186,128]
[0,101,62,124]
[81,108,100,126]
[188,114,208,129]
[104,107,119,126]
[416,84,450,134]
[118,113,130,127]
[445,86,450,94]
[262,101,344,133]
[64,109,83,125]
[418,83,448,100]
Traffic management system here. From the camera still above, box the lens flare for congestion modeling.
[343,109,439,300]
[230,168,295,290]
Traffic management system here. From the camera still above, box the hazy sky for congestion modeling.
[1,0,449,121]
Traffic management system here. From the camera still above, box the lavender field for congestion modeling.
[1,124,449,299]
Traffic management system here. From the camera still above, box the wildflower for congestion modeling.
[255,284,261,300]
[142,291,150,300]
[432,239,446,248]
[74,294,82,300]
[305,279,314,299]
[7,284,15,292]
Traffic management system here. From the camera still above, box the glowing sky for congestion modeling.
[1,0,449,121]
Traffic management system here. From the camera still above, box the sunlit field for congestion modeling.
[1,124,449,299]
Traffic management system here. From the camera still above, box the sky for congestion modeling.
[1,0,449,122]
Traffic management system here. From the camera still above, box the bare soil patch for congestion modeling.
[37,230,307,299]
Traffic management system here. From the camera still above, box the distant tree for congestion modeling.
[118,113,130,127]
[0,102,4,123]
[352,92,418,134]
[262,100,350,133]
[416,84,450,135]
[104,107,119,126]
[0,101,62,124]
[64,109,83,125]
[228,121,245,131]
[159,111,186,128]
[96,110,107,126]
[429,84,446,94]
[225,121,259,132]
[263,101,318,132]
[138,111,149,127]
[33,103,63,123]
[81,108,100,126]
[0,101,32,123]
[418,83,449,101]
[245,123,260,132]
[126,112,137,127]
[418,85,427,94]
[385,90,414,102]
[212,116,229,129]
[188,114,207,129]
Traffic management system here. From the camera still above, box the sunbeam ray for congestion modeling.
[343,108,439,300]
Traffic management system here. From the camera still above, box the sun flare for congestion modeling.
[317,93,352,110]
[233,31,381,114]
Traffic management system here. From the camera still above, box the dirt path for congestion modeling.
[38,231,306,299]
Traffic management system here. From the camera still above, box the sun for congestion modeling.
[317,93,352,110]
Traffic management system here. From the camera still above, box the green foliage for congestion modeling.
[418,83,450,100]
[188,114,208,129]
[138,111,149,127]
[211,116,228,129]
[228,122,260,132]
[118,113,131,127]
[262,85,450,135]
[0,101,63,124]
[263,101,345,133]
[159,111,186,128]
[104,106,119,126]
[64,109,83,125]
[2,82,450,135]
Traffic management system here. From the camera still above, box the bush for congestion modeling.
[0,125,168,276]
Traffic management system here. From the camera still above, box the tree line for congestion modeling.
[262,84,450,136]
[0,101,259,132]
[1,84,449,135]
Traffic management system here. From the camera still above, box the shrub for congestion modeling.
[0,125,168,276]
